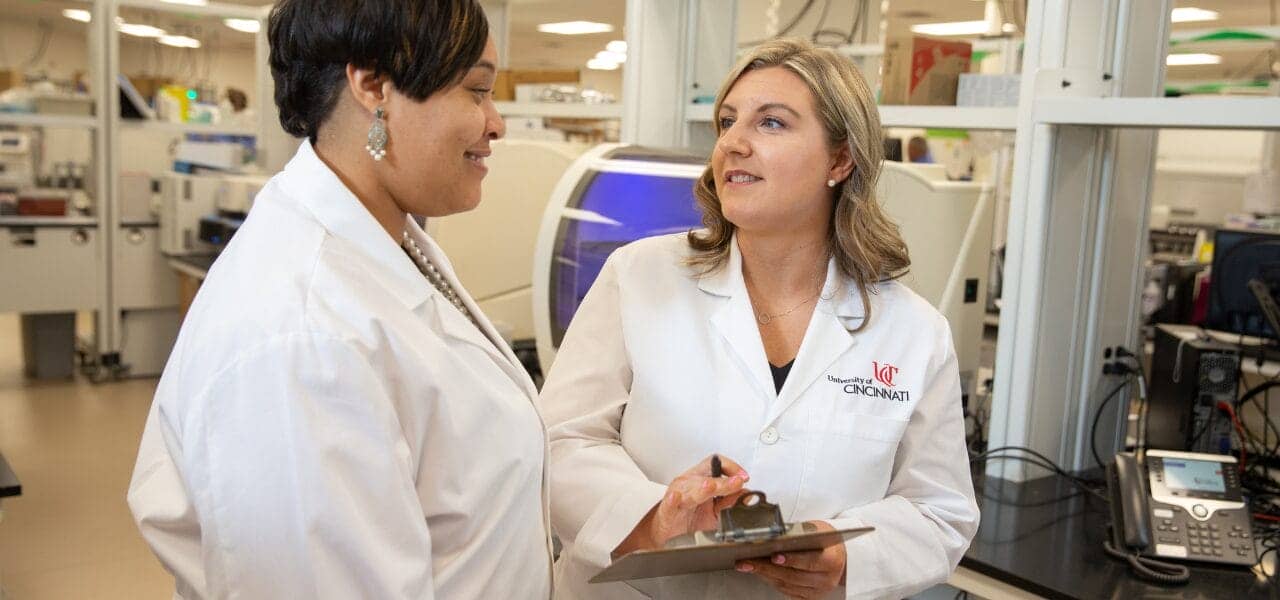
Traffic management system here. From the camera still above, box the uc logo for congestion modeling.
[872,361,899,387]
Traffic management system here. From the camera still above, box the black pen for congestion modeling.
[711,454,723,479]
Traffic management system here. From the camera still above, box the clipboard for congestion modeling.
[590,492,874,584]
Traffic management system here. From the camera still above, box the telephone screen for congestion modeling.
[1162,459,1226,493]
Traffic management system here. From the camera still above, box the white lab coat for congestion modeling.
[127,141,553,599]
[541,234,979,599]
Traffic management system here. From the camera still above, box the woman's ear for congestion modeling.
[828,143,855,186]
[345,64,388,114]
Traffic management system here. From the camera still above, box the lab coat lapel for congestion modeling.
[283,140,434,310]
[768,259,864,423]
[699,241,776,405]
[405,220,539,401]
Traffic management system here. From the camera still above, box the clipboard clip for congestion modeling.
[716,491,786,543]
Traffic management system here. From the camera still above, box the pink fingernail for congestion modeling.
[773,554,786,565]
[737,563,754,573]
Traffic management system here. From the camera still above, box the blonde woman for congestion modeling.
[541,38,978,599]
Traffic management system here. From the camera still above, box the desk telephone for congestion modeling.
[1107,450,1256,577]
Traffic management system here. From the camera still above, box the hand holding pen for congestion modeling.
[614,454,750,555]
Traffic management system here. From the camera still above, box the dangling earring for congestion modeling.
[827,178,837,188]
[366,106,387,161]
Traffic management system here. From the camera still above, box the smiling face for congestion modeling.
[711,66,849,238]
[381,38,505,217]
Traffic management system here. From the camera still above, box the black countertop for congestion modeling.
[0,452,20,498]
[963,470,1278,599]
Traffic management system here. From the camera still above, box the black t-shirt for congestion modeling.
[769,359,796,393]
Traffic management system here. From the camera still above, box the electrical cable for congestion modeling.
[738,0,820,47]
[23,19,52,70]
[971,446,1107,500]
[849,0,865,45]
[808,0,832,43]
[1103,531,1191,585]
[1090,378,1134,470]
[1219,401,1248,471]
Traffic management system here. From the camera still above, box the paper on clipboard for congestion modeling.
[589,522,874,584]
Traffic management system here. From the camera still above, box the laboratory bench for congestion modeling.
[953,469,1277,599]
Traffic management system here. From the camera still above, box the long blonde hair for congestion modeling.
[687,37,910,332]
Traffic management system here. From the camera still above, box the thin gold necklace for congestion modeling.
[756,291,821,325]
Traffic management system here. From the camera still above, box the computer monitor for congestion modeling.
[118,74,154,120]
[884,137,903,162]
[1206,228,1280,342]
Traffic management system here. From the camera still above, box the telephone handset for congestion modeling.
[1110,453,1152,550]
[1105,450,1256,584]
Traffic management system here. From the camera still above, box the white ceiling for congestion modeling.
[0,0,1275,84]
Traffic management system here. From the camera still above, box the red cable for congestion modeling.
[1254,513,1280,523]
[1217,401,1247,472]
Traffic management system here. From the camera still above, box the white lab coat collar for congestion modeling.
[403,223,541,400]
[696,236,866,420]
[278,140,432,310]
[278,141,538,400]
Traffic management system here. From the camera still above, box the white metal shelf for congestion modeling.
[1033,97,1280,130]
[879,106,1017,130]
[119,119,257,137]
[0,216,99,227]
[495,102,623,119]
[0,113,98,129]
[686,103,1018,131]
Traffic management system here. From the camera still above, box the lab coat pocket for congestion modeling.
[828,411,909,444]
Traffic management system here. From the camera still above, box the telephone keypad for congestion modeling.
[1149,504,1256,566]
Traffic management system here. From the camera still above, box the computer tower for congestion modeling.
[1147,324,1240,454]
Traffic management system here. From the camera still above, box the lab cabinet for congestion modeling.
[113,224,179,310]
[0,224,100,313]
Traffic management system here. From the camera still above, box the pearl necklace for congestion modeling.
[401,231,480,327]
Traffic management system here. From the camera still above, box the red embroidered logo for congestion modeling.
[872,361,899,387]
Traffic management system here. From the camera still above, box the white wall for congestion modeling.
[1152,129,1269,225]
[736,0,865,46]
[578,69,623,99]
[0,21,91,85]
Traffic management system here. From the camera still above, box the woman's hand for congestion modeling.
[735,521,847,599]
[614,455,749,556]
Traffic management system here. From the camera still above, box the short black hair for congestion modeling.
[268,0,490,141]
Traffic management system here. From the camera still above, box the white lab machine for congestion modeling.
[158,172,268,256]
[0,132,34,191]
[877,161,994,390]
[429,139,585,343]
[531,144,708,370]
[532,145,994,389]
[158,173,222,256]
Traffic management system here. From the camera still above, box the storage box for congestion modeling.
[16,189,70,216]
[956,74,1021,107]
[0,69,18,92]
[32,92,94,116]
[127,75,173,102]
[495,69,579,101]
[881,36,973,105]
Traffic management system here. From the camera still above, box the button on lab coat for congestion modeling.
[541,234,979,599]
[127,141,553,599]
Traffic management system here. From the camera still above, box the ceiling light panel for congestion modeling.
[909,20,991,36]
[538,21,614,35]
[1166,53,1222,66]
[1171,8,1219,23]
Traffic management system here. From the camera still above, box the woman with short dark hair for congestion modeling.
[127,1,552,597]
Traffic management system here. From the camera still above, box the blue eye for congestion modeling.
[718,116,735,130]
[761,117,784,130]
